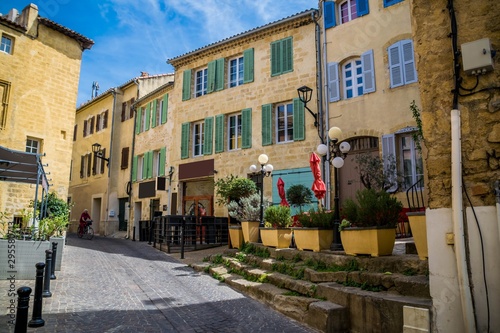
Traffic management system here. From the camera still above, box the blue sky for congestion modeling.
[1,1,317,106]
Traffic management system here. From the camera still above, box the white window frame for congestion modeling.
[26,138,40,154]
[195,68,208,97]
[86,117,93,135]
[227,113,242,151]
[193,121,204,157]
[343,58,363,99]
[153,150,160,177]
[0,35,13,54]
[157,99,163,125]
[276,102,294,143]
[399,134,423,190]
[97,111,106,132]
[339,0,358,24]
[228,56,244,88]
[141,108,147,132]
[95,155,103,175]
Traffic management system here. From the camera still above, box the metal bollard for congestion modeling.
[14,286,32,333]
[28,263,45,327]
[180,218,185,259]
[50,242,58,280]
[42,250,52,298]
[133,226,136,241]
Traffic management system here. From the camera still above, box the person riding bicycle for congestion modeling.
[79,209,92,228]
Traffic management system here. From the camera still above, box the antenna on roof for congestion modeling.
[92,81,100,98]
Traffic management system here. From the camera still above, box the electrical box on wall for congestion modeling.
[461,38,494,75]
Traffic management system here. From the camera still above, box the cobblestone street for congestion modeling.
[1,235,316,333]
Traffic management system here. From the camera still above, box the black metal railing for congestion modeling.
[406,177,425,212]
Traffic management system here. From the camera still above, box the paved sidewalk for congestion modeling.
[0,235,316,333]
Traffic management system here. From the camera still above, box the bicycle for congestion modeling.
[77,220,94,240]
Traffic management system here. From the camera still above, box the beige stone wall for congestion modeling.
[168,14,318,217]
[0,13,84,218]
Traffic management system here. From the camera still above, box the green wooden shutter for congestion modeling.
[151,100,157,128]
[216,58,225,91]
[147,151,153,179]
[293,98,305,141]
[262,104,273,146]
[203,117,214,155]
[207,60,216,93]
[241,108,252,149]
[145,103,151,131]
[181,122,190,159]
[270,40,281,76]
[215,114,224,153]
[161,94,168,124]
[243,48,254,83]
[135,107,142,134]
[159,147,166,176]
[141,154,147,180]
[282,37,293,74]
[182,69,192,101]
[132,155,138,181]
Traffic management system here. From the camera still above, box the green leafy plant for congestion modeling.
[227,192,268,222]
[355,153,400,192]
[410,100,424,154]
[295,208,334,228]
[286,184,313,213]
[214,175,257,205]
[263,205,292,228]
[338,219,351,231]
[342,188,403,228]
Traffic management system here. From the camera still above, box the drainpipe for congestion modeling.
[103,88,118,236]
[495,180,500,257]
[128,78,140,239]
[451,108,476,332]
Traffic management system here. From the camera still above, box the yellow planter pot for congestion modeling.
[340,227,396,257]
[292,228,333,252]
[228,226,243,249]
[407,211,428,260]
[241,221,260,243]
[259,228,291,248]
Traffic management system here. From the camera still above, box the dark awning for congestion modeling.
[0,145,47,186]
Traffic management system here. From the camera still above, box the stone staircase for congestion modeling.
[191,243,431,333]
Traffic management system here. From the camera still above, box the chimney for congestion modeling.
[18,4,39,33]
[140,72,149,77]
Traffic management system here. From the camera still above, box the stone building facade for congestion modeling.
[410,0,500,331]
[0,4,92,221]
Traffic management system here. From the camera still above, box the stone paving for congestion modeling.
[0,235,317,333]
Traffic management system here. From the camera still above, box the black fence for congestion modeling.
[139,215,228,253]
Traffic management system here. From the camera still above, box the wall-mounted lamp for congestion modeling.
[92,143,109,166]
[297,85,318,128]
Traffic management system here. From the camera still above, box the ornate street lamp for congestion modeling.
[92,143,109,166]
[249,154,273,228]
[317,127,351,250]
[297,85,318,128]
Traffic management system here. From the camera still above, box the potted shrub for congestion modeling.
[260,205,292,248]
[340,188,403,257]
[292,208,334,252]
[228,192,269,244]
[286,184,313,214]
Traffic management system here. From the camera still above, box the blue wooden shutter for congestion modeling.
[161,94,168,124]
[388,42,403,88]
[382,134,398,192]
[241,108,252,149]
[181,123,190,159]
[270,40,281,76]
[292,98,305,141]
[402,40,417,84]
[362,49,376,94]
[282,37,293,74]
[357,0,369,17]
[135,107,142,134]
[159,147,166,176]
[216,58,225,91]
[384,0,404,8]
[151,100,157,128]
[327,62,340,102]
[324,1,336,29]
[207,60,216,94]
[203,117,214,155]
[215,114,224,153]
[132,155,138,181]
[182,69,191,101]
[243,48,254,83]
[262,104,273,146]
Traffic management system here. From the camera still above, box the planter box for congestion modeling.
[407,211,428,260]
[241,221,260,243]
[0,239,51,280]
[228,226,243,249]
[340,227,396,257]
[292,228,334,252]
[259,228,291,248]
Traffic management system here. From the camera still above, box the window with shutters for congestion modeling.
[276,102,294,143]
[262,99,304,145]
[137,155,144,181]
[121,98,135,122]
[96,110,108,132]
[73,124,78,141]
[228,57,243,88]
[388,40,417,88]
[327,49,375,102]
[0,34,13,54]
[270,37,293,76]
[193,121,204,157]
[227,113,242,150]
[155,99,161,127]
[339,0,358,23]
[121,147,129,169]
[195,68,208,97]
[324,0,369,29]
[80,153,92,178]
[26,137,41,154]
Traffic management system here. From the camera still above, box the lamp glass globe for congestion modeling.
[328,127,342,141]
[264,164,274,173]
[339,141,351,153]
[332,157,344,168]
[317,144,328,156]
[249,165,257,173]
[258,154,269,165]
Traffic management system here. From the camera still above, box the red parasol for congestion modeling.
[277,177,290,207]
[310,152,326,200]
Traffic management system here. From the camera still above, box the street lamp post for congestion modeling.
[92,143,109,166]
[249,154,273,228]
[317,127,351,251]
